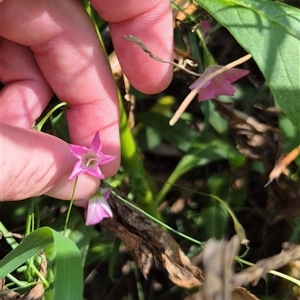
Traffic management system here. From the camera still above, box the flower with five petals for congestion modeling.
[189,65,249,102]
[69,132,115,179]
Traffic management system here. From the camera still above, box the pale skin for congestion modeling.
[0,0,173,201]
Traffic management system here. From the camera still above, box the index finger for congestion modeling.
[92,0,174,93]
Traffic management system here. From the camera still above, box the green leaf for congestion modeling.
[0,227,83,300]
[50,229,83,299]
[50,111,70,143]
[196,0,300,129]
[156,135,243,203]
[200,205,228,239]
[136,126,162,150]
[0,229,52,276]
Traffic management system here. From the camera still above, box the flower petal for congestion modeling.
[189,65,249,102]
[189,74,212,90]
[197,83,217,101]
[69,144,90,157]
[69,160,85,179]
[91,132,102,153]
[212,73,236,96]
[224,68,249,83]
[85,194,112,225]
[85,166,104,179]
[98,153,116,166]
[101,188,111,200]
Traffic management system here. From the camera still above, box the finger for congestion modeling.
[91,0,174,93]
[1,0,120,179]
[0,124,99,201]
[0,38,53,128]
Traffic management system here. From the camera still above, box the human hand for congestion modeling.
[0,0,173,201]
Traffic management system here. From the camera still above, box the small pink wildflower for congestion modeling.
[189,65,249,102]
[74,188,112,225]
[69,132,115,179]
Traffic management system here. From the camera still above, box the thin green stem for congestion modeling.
[195,29,216,67]
[0,222,19,249]
[5,274,28,288]
[34,102,67,131]
[119,100,159,219]
[26,198,37,235]
[82,0,107,58]
[63,177,78,236]
[0,279,43,295]
[26,258,49,288]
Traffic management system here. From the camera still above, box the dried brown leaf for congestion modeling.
[101,186,203,289]
[0,278,20,300]
[231,287,259,300]
[161,248,201,288]
[214,100,283,167]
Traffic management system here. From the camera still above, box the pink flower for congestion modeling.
[69,132,115,179]
[74,188,112,225]
[189,65,249,102]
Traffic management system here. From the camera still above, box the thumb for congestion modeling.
[0,124,99,201]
